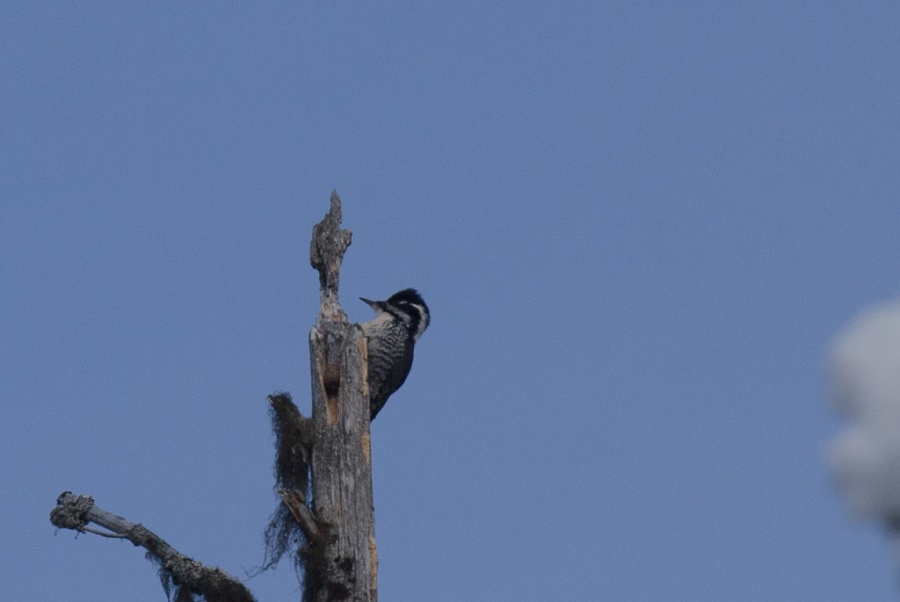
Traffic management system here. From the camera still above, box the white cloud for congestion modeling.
[827,299,900,526]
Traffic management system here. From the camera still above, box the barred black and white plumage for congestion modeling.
[359,288,430,420]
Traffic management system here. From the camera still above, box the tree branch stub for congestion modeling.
[51,492,255,602]
[310,190,352,315]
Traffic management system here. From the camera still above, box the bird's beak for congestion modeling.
[360,297,378,308]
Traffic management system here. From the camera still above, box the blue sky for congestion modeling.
[4,3,900,600]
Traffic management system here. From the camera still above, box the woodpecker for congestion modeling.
[359,288,430,420]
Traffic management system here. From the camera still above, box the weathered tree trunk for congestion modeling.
[305,191,378,601]
[50,192,378,602]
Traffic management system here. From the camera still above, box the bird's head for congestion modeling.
[360,288,430,340]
